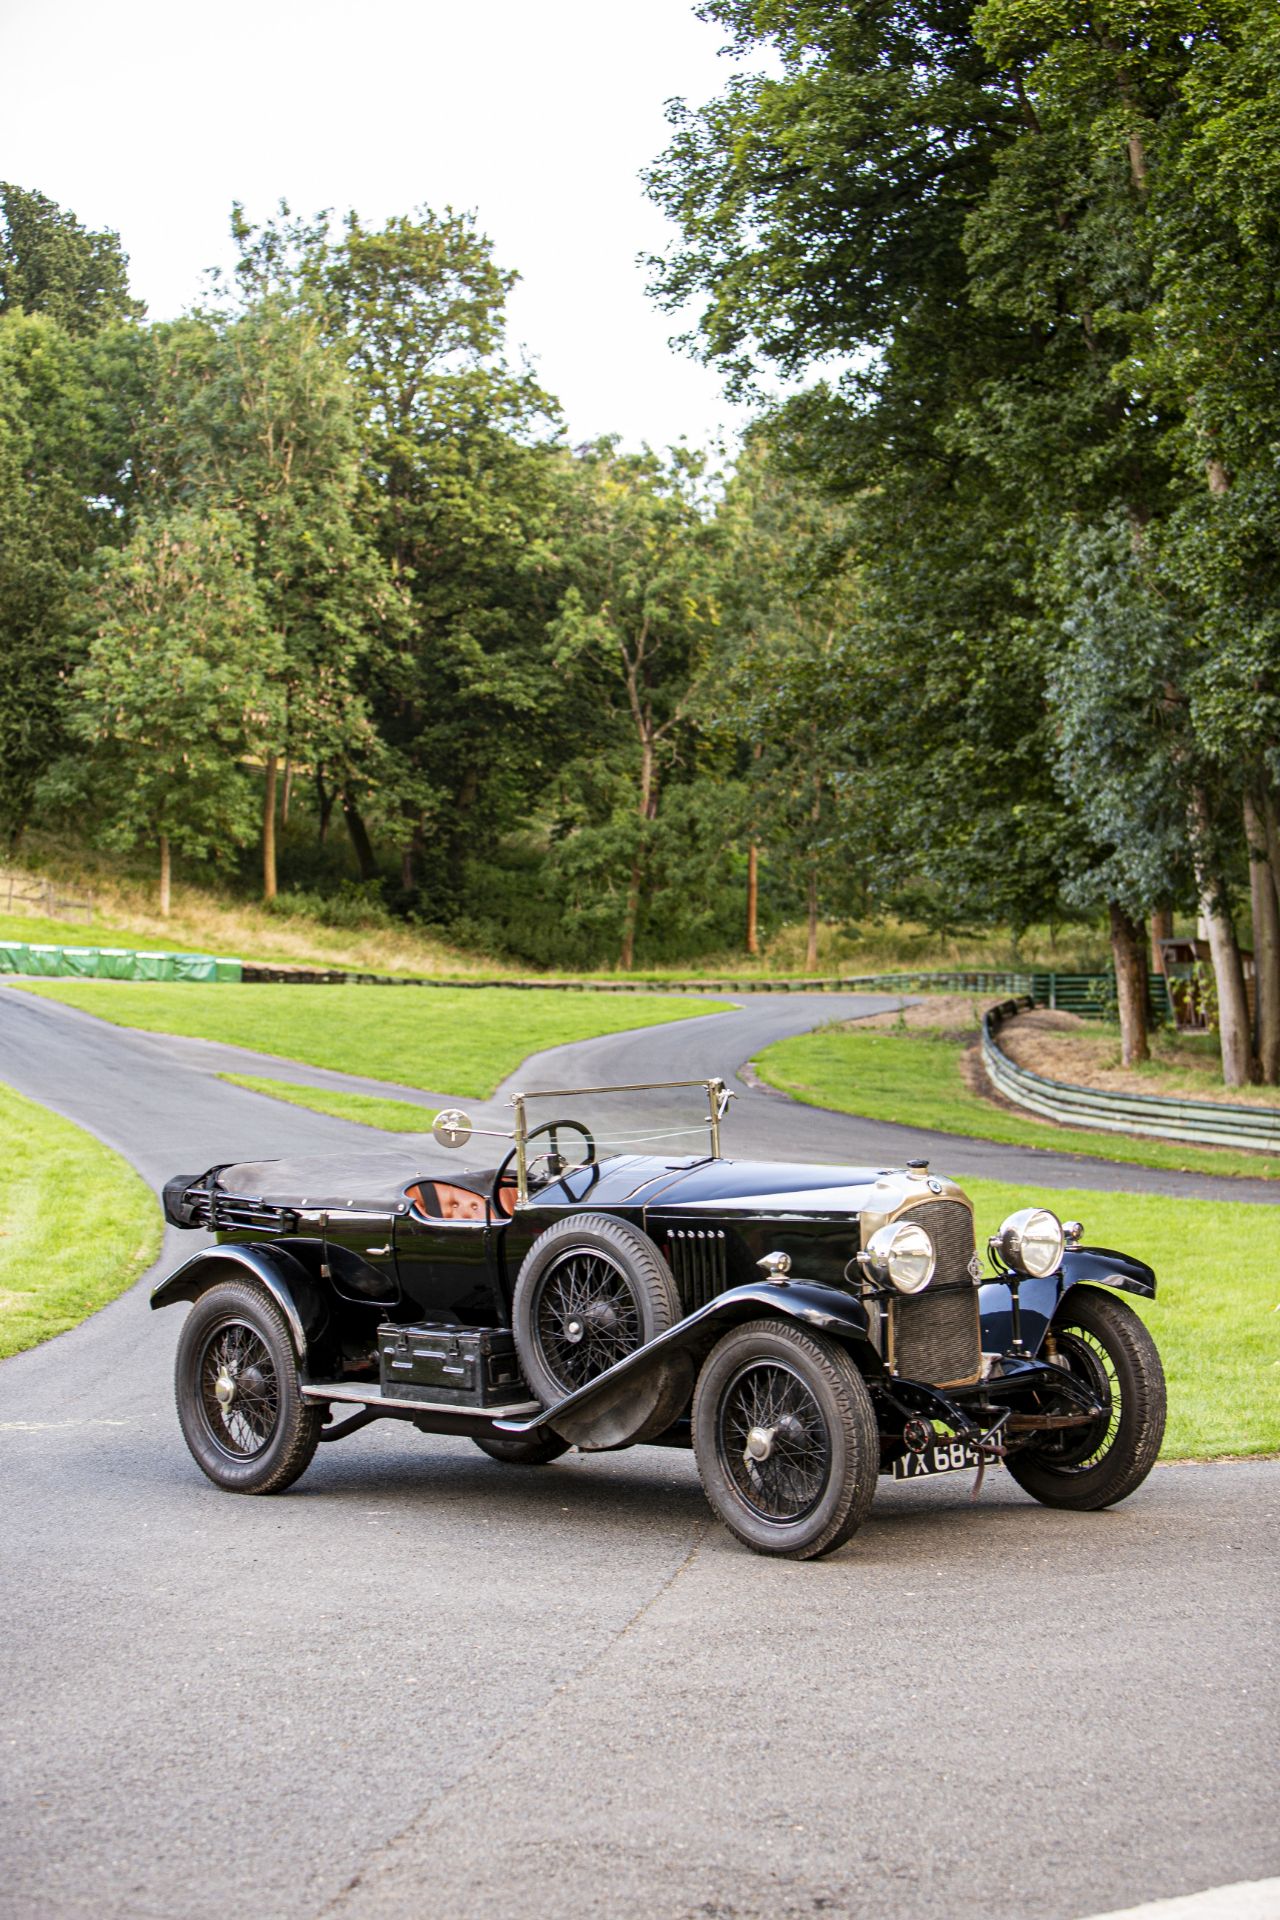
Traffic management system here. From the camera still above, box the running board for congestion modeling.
[303,1382,541,1419]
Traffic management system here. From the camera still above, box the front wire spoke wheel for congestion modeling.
[719,1362,828,1523]
[1006,1286,1166,1512]
[1041,1326,1122,1471]
[693,1319,879,1561]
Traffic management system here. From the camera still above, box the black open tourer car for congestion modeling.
[155,1077,1167,1558]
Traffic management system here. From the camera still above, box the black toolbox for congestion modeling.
[377,1324,526,1407]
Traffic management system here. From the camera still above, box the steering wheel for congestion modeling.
[492,1118,597,1209]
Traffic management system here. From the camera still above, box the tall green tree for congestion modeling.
[47,511,281,912]
[647,0,1276,1079]
[141,292,399,900]
[312,207,574,906]
[0,188,144,847]
[0,183,141,334]
[550,443,720,969]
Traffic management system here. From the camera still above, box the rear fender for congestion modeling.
[979,1245,1157,1358]
[149,1244,328,1367]
[496,1279,877,1440]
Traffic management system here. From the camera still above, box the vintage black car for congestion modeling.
[154,1077,1167,1558]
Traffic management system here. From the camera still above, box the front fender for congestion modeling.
[979,1245,1157,1358]
[150,1244,328,1366]
[496,1279,877,1440]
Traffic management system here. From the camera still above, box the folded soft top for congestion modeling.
[212,1152,494,1213]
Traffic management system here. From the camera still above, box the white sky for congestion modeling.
[2,0,767,451]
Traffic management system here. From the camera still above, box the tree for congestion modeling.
[312,207,575,906]
[550,443,720,969]
[704,432,865,966]
[646,0,1276,1080]
[0,183,141,334]
[141,292,398,900]
[0,309,144,843]
[47,511,281,912]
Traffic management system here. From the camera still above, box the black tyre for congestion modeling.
[511,1213,681,1406]
[472,1431,570,1466]
[1006,1286,1166,1511]
[174,1280,321,1494]
[692,1319,879,1560]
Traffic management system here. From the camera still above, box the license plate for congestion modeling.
[892,1439,995,1480]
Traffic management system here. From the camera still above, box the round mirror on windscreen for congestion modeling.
[432,1108,473,1149]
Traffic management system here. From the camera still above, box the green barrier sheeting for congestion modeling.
[95,948,137,979]
[134,952,176,981]
[60,946,101,977]
[0,940,242,981]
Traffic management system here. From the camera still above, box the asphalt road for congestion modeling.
[1,985,1277,1920]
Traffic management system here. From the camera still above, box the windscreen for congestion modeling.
[516,1079,729,1179]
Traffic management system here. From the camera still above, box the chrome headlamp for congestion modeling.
[993,1207,1064,1278]
[860,1220,936,1294]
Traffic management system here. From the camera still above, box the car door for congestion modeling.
[393,1213,506,1326]
[322,1208,401,1308]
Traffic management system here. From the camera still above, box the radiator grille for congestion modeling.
[890,1288,982,1387]
[895,1200,976,1282]
[666,1229,728,1314]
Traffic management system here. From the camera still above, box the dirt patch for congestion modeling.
[845,993,991,1040]
[996,1008,1280,1109]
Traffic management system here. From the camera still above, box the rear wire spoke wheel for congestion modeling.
[174,1279,321,1494]
[1005,1285,1166,1511]
[693,1319,878,1560]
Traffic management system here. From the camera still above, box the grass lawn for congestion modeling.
[0,1082,162,1358]
[757,1020,1280,1183]
[0,909,223,955]
[964,1179,1279,1459]
[14,980,731,1098]
[218,1073,438,1131]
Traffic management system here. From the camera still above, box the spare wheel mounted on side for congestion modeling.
[510,1213,689,1451]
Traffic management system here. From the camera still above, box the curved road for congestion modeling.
[1,985,1276,1920]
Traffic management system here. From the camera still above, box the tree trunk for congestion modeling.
[281,755,292,829]
[262,753,278,904]
[400,838,416,893]
[745,739,763,959]
[1108,901,1149,1066]
[746,842,759,957]
[1190,789,1254,1086]
[1245,790,1280,1084]
[619,736,656,973]
[1149,906,1173,975]
[158,834,171,919]
[315,769,333,844]
[804,780,821,973]
[1264,788,1280,913]
[341,791,378,882]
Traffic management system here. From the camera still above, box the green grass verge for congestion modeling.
[758,1022,1280,1182]
[0,1081,163,1359]
[964,1179,1279,1459]
[14,981,731,1099]
[0,910,221,955]
[218,1073,438,1131]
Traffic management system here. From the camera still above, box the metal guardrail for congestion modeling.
[981,998,1280,1155]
